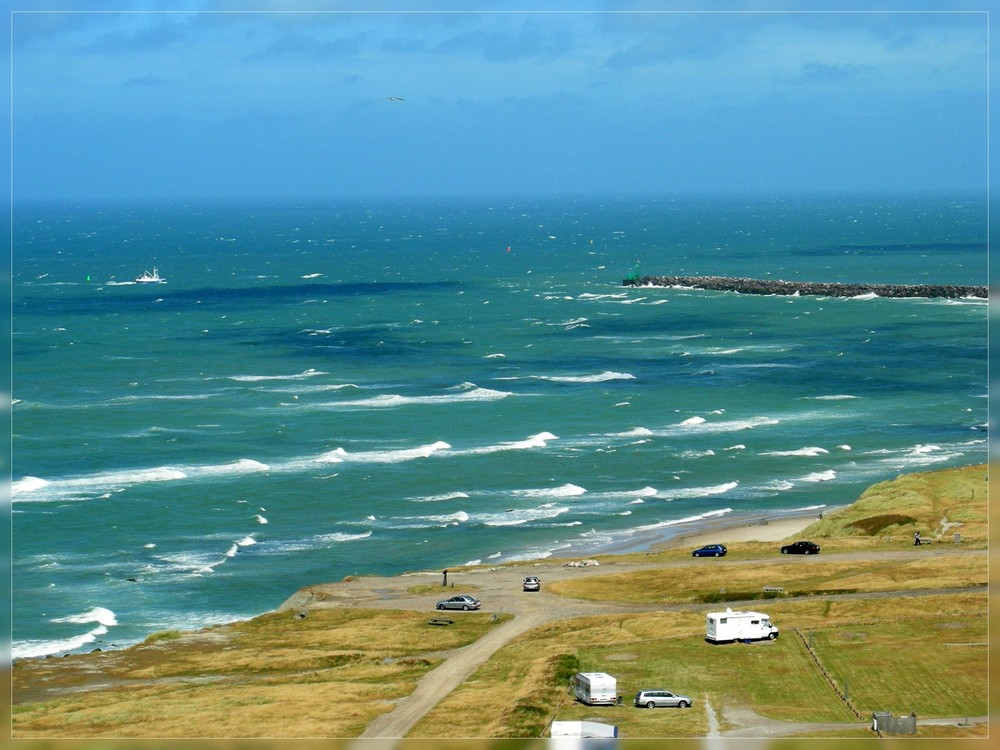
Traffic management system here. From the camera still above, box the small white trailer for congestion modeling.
[706,608,779,643]
[570,672,618,705]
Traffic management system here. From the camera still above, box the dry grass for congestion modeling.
[12,608,508,738]
[410,591,987,738]
[545,553,986,604]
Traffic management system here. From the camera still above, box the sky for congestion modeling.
[5,1,993,202]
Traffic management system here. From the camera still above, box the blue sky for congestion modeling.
[6,1,992,201]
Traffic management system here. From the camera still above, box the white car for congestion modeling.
[523,576,540,592]
[436,595,481,611]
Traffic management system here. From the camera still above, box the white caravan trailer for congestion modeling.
[706,608,779,643]
[570,672,618,705]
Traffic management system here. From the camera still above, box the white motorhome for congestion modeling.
[706,608,779,643]
[570,672,618,705]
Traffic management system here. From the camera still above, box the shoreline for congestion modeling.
[458,506,835,571]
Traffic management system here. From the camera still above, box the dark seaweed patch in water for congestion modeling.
[799,242,986,256]
[16,280,462,316]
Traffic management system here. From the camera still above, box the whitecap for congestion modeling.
[514,483,586,498]
[12,476,48,494]
[762,447,829,457]
[313,530,373,543]
[51,606,118,627]
[413,491,470,503]
[533,371,635,383]
[334,441,451,464]
[798,470,837,483]
[679,416,706,426]
[255,514,268,524]
[658,481,738,500]
[229,369,326,382]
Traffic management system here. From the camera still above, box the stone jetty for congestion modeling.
[623,275,987,299]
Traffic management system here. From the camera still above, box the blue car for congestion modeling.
[692,544,727,558]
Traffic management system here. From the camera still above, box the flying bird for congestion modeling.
[383,96,405,101]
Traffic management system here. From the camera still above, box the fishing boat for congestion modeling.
[135,268,165,283]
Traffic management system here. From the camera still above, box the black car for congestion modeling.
[780,540,820,555]
[692,544,728,558]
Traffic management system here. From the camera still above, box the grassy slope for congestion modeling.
[11,464,989,738]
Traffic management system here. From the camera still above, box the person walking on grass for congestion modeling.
[914,531,921,546]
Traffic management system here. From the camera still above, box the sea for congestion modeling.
[10,192,988,660]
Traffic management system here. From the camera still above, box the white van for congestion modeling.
[570,672,618,705]
[706,608,778,643]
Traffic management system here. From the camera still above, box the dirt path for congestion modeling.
[282,547,986,739]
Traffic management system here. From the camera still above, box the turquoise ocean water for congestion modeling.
[11,193,988,658]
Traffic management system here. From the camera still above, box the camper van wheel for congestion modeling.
[646,701,656,709]
[767,632,776,640]
[678,700,689,708]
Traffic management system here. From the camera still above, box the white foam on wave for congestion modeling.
[533,371,635,383]
[459,432,558,455]
[200,459,271,475]
[811,394,859,401]
[12,605,121,660]
[484,353,506,358]
[313,530,374,543]
[514,483,587,498]
[255,514,269,524]
[322,387,512,409]
[382,511,469,529]
[611,427,654,437]
[326,441,452,464]
[12,476,48,493]
[51,606,118,627]
[479,504,570,527]
[229,369,326,382]
[13,466,188,502]
[761,479,795,491]
[577,292,629,300]
[674,416,779,433]
[412,491,470,503]
[594,486,658,500]
[798,470,837,483]
[635,507,734,533]
[680,449,716,459]
[850,292,880,300]
[657,481,738,500]
[762,447,829,457]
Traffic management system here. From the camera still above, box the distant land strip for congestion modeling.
[623,275,988,299]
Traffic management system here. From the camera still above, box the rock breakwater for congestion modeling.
[623,275,987,299]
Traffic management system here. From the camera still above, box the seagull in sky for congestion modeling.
[383,96,405,101]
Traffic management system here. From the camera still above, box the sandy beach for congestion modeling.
[653,509,833,549]
[571,507,835,560]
